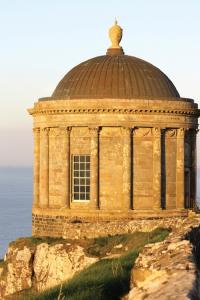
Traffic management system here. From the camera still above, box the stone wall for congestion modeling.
[32,213,188,238]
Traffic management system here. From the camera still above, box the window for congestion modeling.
[72,155,90,201]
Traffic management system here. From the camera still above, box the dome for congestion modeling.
[51,21,180,100]
[52,54,180,100]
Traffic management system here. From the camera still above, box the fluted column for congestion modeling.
[61,127,71,208]
[33,128,40,207]
[39,128,49,208]
[176,128,185,209]
[190,129,198,209]
[122,127,132,209]
[152,127,162,209]
[89,127,99,209]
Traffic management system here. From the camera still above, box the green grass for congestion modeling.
[16,228,169,300]
[9,236,65,251]
[85,229,165,257]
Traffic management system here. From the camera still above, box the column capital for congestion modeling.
[59,126,72,136]
[165,128,177,138]
[41,127,50,135]
[187,128,199,136]
[152,127,161,137]
[49,127,57,137]
[192,128,199,134]
[89,126,100,136]
[177,128,185,137]
[121,126,132,135]
[133,127,151,137]
[33,127,40,134]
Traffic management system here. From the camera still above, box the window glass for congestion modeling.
[72,155,90,201]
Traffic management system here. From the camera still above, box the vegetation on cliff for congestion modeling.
[15,228,169,300]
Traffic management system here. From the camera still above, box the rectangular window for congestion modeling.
[72,155,90,201]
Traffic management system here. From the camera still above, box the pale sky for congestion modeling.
[0,0,199,166]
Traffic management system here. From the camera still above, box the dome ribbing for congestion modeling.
[52,54,180,100]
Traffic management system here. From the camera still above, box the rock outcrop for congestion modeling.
[0,240,97,299]
[124,214,200,300]
[33,243,97,291]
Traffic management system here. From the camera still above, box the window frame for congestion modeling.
[71,154,91,202]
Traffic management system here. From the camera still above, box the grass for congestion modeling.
[0,259,8,280]
[9,236,65,251]
[15,228,169,300]
[85,229,166,257]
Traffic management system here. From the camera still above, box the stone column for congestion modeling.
[122,127,132,209]
[39,128,49,208]
[176,128,185,209]
[89,127,99,209]
[33,128,40,207]
[152,128,162,209]
[61,127,71,208]
[190,129,198,209]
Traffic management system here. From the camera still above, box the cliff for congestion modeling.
[0,237,97,299]
[124,213,200,300]
[0,215,200,300]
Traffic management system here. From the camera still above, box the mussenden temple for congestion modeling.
[28,22,200,237]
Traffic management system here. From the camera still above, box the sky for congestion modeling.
[0,0,199,166]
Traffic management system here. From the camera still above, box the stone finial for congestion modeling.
[109,20,123,49]
[107,20,124,55]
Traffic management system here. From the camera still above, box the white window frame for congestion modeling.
[72,155,90,202]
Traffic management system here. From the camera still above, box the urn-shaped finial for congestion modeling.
[109,20,123,49]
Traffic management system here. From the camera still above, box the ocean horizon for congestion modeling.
[0,166,200,259]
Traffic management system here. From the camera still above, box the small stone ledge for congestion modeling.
[123,215,200,300]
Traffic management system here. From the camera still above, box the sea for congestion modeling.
[0,167,32,259]
[0,167,200,259]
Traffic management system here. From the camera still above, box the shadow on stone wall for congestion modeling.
[186,226,200,300]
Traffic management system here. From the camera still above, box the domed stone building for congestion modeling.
[29,22,200,237]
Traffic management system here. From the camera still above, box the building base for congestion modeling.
[32,207,188,237]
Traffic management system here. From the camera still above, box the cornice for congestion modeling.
[28,107,200,117]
